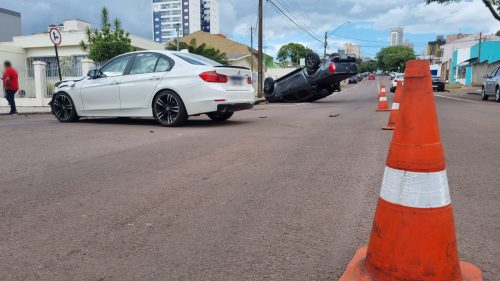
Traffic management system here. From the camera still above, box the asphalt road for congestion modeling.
[0,78,498,281]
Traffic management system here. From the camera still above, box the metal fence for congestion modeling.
[2,69,37,99]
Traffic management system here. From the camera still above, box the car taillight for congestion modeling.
[247,76,252,84]
[199,71,228,83]
[329,63,336,73]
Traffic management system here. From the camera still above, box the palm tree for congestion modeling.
[166,39,228,65]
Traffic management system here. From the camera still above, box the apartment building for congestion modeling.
[152,0,219,44]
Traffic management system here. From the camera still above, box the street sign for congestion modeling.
[49,27,62,81]
[49,28,62,45]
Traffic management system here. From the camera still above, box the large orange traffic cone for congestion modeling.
[340,60,482,281]
[376,89,390,112]
[382,81,403,130]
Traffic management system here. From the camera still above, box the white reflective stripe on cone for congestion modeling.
[391,103,399,110]
[381,88,386,92]
[380,97,388,101]
[380,166,451,208]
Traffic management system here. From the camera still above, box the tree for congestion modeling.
[276,43,312,66]
[80,7,133,63]
[426,0,500,21]
[496,30,500,36]
[376,46,416,72]
[166,39,228,65]
[358,59,378,73]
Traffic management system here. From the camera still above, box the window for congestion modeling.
[101,56,131,77]
[129,54,159,75]
[155,57,172,72]
[491,67,500,77]
[174,53,221,66]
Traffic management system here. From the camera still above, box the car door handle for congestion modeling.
[110,82,120,85]
[149,77,161,81]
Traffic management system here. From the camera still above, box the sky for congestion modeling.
[1,0,499,59]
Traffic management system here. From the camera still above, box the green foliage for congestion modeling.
[357,59,378,73]
[376,46,416,72]
[426,0,500,21]
[166,39,228,65]
[276,43,312,66]
[496,30,500,36]
[80,7,133,63]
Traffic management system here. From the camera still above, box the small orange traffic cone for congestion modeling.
[340,60,482,281]
[376,89,390,112]
[382,81,403,130]
[377,85,386,99]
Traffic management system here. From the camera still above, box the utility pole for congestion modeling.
[250,26,254,73]
[175,23,180,51]
[324,32,328,59]
[258,0,263,98]
[478,32,482,63]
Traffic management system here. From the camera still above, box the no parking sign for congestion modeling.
[49,27,62,81]
[49,28,62,45]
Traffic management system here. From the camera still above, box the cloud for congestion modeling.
[1,0,498,58]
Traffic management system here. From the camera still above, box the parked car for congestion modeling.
[481,65,500,102]
[50,51,255,126]
[368,74,376,80]
[348,76,358,84]
[431,76,445,92]
[264,52,357,103]
[390,73,404,92]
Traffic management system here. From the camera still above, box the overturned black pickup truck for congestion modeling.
[264,52,357,103]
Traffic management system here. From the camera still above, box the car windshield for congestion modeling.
[174,53,222,66]
[396,74,404,80]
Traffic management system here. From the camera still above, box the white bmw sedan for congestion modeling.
[51,51,255,126]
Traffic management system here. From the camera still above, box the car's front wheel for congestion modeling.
[52,92,79,122]
[481,87,488,101]
[207,112,234,121]
[496,87,500,103]
[153,90,188,127]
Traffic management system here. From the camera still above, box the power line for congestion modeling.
[274,0,317,38]
[267,0,323,43]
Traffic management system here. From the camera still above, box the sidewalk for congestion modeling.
[0,106,51,114]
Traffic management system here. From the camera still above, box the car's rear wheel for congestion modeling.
[153,90,188,127]
[496,87,500,103]
[52,93,79,122]
[481,87,488,101]
[264,77,275,95]
[305,52,321,74]
[207,112,234,121]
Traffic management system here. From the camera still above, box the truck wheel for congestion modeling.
[305,52,321,74]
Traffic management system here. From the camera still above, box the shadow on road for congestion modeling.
[78,117,250,128]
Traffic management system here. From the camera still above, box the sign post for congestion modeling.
[49,27,62,81]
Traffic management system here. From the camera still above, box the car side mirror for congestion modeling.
[87,69,102,79]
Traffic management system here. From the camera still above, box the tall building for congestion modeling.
[390,27,403,46]
[343,42,361,58]
[201,0,219,34]
[152,0,219,44]
[0,8,22,42]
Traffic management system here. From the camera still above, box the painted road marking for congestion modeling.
[434,94,483,104]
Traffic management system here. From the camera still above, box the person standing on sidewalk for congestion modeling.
[2,61,19,115]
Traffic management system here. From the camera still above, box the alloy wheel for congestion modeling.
[155,93,180,125]
[496,88,500,102]
[53,94,74,121]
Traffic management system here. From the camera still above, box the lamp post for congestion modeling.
[325,21,350,58]
[175,23,180,51]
